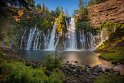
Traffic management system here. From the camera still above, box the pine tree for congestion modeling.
[78,0,87,21]
[41,3,49,15]
[55,6,60,17]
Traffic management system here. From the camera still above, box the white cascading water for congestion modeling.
[65,20,69,30]
[33,30,40,50]
[20,28,27,49]
[43,29,50,49]
[26,25,37,50]
[65,18,77,51]
[64,18,108,51]
[88,32,96,51]
[20,18,109,51]
[94,28,109,49]
[45,20,58,51]
[80,30,86,50]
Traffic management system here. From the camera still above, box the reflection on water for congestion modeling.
[21,50,113,68]
[62,51,113,68]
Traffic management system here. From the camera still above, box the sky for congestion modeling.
[35,0,89,16]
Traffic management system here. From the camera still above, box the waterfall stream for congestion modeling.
[26,26,37,50]
[65,18,77,51]
[20,18,109,51]
[45,20,58,51]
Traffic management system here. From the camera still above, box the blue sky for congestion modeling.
[35,0,89,16]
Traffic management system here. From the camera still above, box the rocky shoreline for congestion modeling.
[61,63,121,83]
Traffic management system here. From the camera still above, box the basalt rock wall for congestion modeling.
[88,0,124,27]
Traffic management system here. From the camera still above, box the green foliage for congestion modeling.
[98,27,124,50]
[76,0,87,21]
[99,22,124,41]
[0,49,5,58]
[55,6,61,17]
[88,0,108,6]
[101,22,123,30]
[99,46,124,63]
[100,52,124,63]
[57,11,66,33]
[41,3,49,15]
[97,22,124,64]
[73,10,78,17]
[1,61,64,83]
[74,0,89,30]
[3,22,22,47]
[3,62,47,83]
[49,69,64,83]
[94,73,124,83]
[98,40,109,50]
[0,49,64,83]
[76,21,90,30]
[42,54,62,70]
[19,4,56,31]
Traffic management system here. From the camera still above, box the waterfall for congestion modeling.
[65,18,77,51]
[33,30,41,50]
[20,28,27,49]
[80,30,86,50]
[43,32,48,49]
[20,18,109,51]
[94,28,109,49]
[45,20,58,51]
[64,18,107,51]
[88,32,96,51]
[26,25,37,50]
[65,20,69,30]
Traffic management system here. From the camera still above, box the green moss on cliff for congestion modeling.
[97,22,124,64]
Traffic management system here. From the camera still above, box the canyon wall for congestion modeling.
[88,0,124,27]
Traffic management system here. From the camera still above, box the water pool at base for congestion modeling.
[21,50,113,68]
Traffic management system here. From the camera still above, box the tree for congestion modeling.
[57,10,65,34]
[79,0,84,8]
[73,10,78,17]
[36,3,41,13]
[55,6,60,17]
[51,10,56,17]
[65,9,69,18]
[78,0,87,21]
[41,3,49,15]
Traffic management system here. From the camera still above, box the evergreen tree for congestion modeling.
[36,3,41,13]
[55,6,60,17]
[79,0,84,8]
[78,0,87,21]
[41,3,49,15]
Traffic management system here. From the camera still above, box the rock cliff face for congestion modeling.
[88,0,124,26]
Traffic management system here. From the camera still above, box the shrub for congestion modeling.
[49,69,64,83]
[5,62,48,83]
[94,73,124,83]
[76,21,90,31]
[42,54,62,70]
